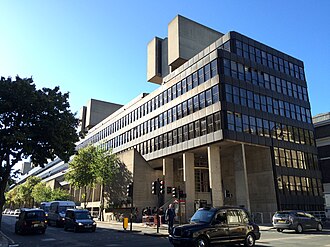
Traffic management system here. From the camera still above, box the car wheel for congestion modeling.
[194,236,209,247]
[277,228,283,232]
[64,226,68,231]
[296,224,303,233]
[244,233,256,247]
[14,227,19,234]
[74,226,78,233]
[316,223,323,231]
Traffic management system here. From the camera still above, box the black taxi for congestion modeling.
[169,206,260,247]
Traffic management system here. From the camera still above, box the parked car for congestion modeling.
[272,210,323,233]
[15,208,47,235]
[48,201,76,227]
[64,209,96,232]
[169,206,260,247]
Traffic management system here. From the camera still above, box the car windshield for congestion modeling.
[190,209,215,223]
[59,206,75,213]
[274,212,291,217]
[26,211,45,219]
[75,212,92,220]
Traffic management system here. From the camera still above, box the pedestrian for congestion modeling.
[165,204,176,234]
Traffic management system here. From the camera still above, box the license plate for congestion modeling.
[34,224,41,227]
[85,225,92,228]
[278,220,286,223]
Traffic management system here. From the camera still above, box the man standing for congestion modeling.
[165,204,176,234]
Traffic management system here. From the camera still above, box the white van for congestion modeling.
[48,201,76,227]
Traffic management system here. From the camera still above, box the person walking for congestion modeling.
[165,204,176,234]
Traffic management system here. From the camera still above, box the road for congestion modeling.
[1,215,330,247]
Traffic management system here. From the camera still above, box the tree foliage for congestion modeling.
[6,176,70,208]
[65,145,99,208]
[65,144,121,217]
[31,182,52,204]
[0,76,79,226]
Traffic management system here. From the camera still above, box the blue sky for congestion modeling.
[0,0,329,116]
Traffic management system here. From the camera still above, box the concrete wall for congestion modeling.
[220,144,277,222]
[245,145,277,221]
[147,37,168,84]
[168,15,223,70]
[118,149,162,220]
[85,99,122,130]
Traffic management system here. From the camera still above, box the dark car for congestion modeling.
[169,206,260,247]
[64,209,96,232]
[15,208,47,235]
[272,210,323,233]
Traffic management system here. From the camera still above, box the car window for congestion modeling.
[215,211,227,224]
[296,212,307,218]
[304,213,314,218]
[274,212,290,217]
[239,210,250,223]
[227,210,241,224]
[58,206,74,214]
[191,210,215,223]
[75,212,92,220]
[26,211,45,219]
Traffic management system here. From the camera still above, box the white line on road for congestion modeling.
[41,238,57,241]
[259,234,323,242]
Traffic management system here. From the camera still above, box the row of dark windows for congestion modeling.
[281,204,323,212]
[234,39,305,81]
[226,111,315,146]
[102,112,221,155]
[225,84,312,124]
[277,174,322,197]
[223,58,308,102]
[77,85,220,151]
[78,60,218,150]
[274,147,318,171]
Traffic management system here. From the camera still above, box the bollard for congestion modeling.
[123,217,128,230]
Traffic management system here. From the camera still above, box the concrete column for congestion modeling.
[183,152,195,219]
[208,145,223,207]
[163,158,174,204]
[234,144,251,211]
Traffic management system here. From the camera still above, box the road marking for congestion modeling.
[41,238,57,241]
[259,234,323,242]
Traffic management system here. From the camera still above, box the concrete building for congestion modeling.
[313,113,330,218]
[74,15,323,223]
[78,99,123,135]
[15,15,323,223]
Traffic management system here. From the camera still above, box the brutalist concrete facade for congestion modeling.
[75,15,323,222]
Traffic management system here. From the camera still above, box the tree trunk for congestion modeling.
[84,186,87,209]
[0,155,12,229]
[99,183,104,221]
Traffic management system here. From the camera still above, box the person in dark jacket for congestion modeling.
[165,204,176,234]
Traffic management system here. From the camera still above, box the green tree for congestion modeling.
[0,76,79,227]
[50,188,70,201]
[31,182,52,204]
[18,176,42,207]
[65,145,98,208]
[95,147,120,221]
